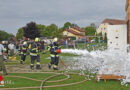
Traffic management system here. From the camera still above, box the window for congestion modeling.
[115,37,119,39]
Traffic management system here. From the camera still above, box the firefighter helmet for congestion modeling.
[53,38,58,42]
[23,41,27,45]
[35,38,40,42]
[2,41,5,44]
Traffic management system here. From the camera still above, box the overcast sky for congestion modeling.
[0,0,126,35]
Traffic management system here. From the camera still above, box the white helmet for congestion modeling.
[23,41,27,45]
[53,38,58,42]
[2,41,5,44]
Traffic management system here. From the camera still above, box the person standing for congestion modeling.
[0,41,8,76]
[2,41,9,61]
[20,41,28,64]
[8,42,15,56]
[30,38,41,70]
[47,38,61,70]
[40,40,45,54]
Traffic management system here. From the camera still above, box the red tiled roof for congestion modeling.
[102,19,126,25]
[64,29,85,36]
[71,26,85,32]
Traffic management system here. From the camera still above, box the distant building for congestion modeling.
[97,19,126,36]
[126,0,130,44]
[62,26,86,40]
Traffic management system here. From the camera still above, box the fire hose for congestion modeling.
[1,72,90,90]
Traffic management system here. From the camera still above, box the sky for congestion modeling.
[0,0,126,35]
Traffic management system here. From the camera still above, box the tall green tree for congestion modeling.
[90,23,96,29]
[23,22,40,39]
[16,28,24,39]
[0,30,14,41]
[85,26,96,36]
[104,33,107,43]
[36,24,46,37]
[61,22,72,30]
[71,23,79,27]
[97,32,102,36]
[45,24,59,38]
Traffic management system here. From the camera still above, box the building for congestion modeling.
[62,26,86,40]
[107,25,127,52]
[126,0,130,44]
[97,19,126,36]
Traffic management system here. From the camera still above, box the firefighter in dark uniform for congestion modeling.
[18,41,23,56]
[2,41,8,61]
[47,38,61,70]
[20,41,28,64]
[0,41,8,76]
[30,38,41,70]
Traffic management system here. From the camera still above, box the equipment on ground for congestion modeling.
[59,58,66,68]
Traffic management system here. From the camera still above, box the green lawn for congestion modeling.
[2,44,130,90]
[1,72,130,90]
[5,52,78,65]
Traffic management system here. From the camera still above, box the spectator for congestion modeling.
[63,40,66,48]
[40,40,45,53]
[8,42,15,56]
[0,41,8,75]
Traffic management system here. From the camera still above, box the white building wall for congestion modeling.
[107,25,127,52]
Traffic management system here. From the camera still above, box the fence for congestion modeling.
[62,40,107,51]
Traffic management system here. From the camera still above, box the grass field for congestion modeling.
[5,52,78,65]
[1,72,130,90]
[1,44,130,90]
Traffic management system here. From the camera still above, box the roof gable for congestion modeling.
[102,19,126,25]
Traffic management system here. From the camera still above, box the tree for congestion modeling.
[61,22,72,30]
[95,37,99,43]
[0,30,14,41]
[90,23,96,29]
[23,22,40,39]
[71,23,79,27]
[36,24,46,37]
[46,24,59,38]
[104,33,107,43]
[16,28,24,39]
[97,32,102,36]
[85,26,96,36]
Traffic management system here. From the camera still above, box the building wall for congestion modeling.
[126,0,130,44]
[97,23,109,35]
[127,21,130,44]
[107,25,127,52]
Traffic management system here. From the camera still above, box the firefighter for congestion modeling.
[18,40,24,58]
[0,41,8,76]
[47,38,61,70]
[30,38,41,70]
[20,41,28,64]
[2,41,8,61]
